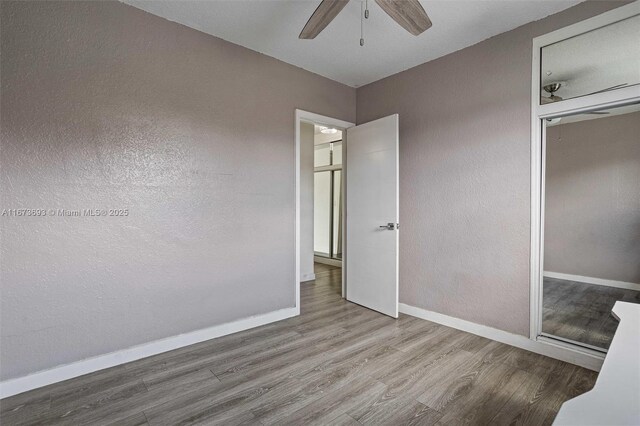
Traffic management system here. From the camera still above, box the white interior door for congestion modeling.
[346,114,399,318]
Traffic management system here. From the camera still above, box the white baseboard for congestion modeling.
[544,271,640,292]
[0,307,298,399]
[399,303,604,371]
[300,273,316,282]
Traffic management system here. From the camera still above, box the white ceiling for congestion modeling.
[122,0,583,87]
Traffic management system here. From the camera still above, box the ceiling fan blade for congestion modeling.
[299,0,349,39]
[375,0,432,36]
[583,83,628,97]
[586,111,610,115]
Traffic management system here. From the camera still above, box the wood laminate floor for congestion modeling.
[1,268,597,425]
[542,277,640,349]
[314,262,341,277]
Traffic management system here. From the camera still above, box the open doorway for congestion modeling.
[295,110,353,310]
[312,127,343,297]
[313,127,343,265]
[296,110,400,318]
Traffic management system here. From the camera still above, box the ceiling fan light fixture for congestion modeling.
[543,82,564,95]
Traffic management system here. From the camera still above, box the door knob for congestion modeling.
[379,223,398,230]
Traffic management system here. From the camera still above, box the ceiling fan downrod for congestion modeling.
[360,0,366,46]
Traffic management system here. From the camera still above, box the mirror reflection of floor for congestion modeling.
[543,277,640,350]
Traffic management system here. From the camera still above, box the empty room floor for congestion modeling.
[1,273,597,425]
[542,277,640,349]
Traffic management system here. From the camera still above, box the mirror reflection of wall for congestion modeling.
[542,103,640,350]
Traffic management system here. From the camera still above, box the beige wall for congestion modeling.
[0,1,355,380]
[356,1,626,336]
[545,112,640,284]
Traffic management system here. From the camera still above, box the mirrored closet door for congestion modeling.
[541,103,640,351]
[535,9,640,353]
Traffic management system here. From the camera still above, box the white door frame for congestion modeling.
[530,2,640,355]
[295,109,354,314]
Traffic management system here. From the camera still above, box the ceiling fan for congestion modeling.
[299,0,432,45]
[541,82,629,115]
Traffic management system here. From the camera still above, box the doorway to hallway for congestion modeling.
[314,131,343,265]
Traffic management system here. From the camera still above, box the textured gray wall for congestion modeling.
[356,1,626,336]
[0,1,355,380]
[545,112,640,284]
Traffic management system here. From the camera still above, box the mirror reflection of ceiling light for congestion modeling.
[320,127,338,134]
